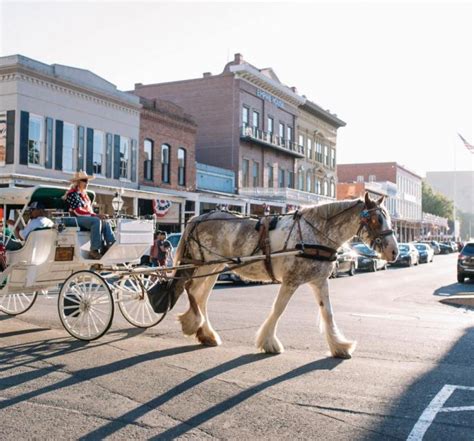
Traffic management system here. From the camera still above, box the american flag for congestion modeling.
[458,133,474,153]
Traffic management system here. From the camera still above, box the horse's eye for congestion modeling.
[378,215,384,224]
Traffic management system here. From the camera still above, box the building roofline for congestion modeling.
[301,100,346,128]
[337,161,422,180]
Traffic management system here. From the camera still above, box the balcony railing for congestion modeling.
[240,126,305,158]
[239,186,334,205]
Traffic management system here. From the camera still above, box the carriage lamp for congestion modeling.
[112,192,124,216]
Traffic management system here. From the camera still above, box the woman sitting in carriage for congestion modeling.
[65,171,115,260]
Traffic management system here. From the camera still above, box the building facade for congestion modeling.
[0,54,183,215]
[134,53,345,213]
[337,162,423,242]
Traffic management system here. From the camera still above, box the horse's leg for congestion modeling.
[256,282,298,354]
[177,265,222,346]
[309,279,356,359]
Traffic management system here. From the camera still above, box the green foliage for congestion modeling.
[458,210,474,240]
[422,181,454,221]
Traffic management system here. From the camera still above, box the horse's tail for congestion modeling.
[147,227,193,314]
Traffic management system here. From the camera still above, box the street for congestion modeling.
[1,253,473,440]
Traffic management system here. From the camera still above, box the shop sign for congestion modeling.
[256,89,284,109]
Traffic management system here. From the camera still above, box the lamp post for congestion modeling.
[111,192,124,217]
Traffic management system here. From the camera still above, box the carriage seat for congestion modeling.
[6,229,57,267]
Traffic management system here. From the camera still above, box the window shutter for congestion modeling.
[54,120,63,170]
[131,138,137,182]
[105,133,113,178]
[86,128,94,175]
[113,135,120,179]
[45,117,53,169]
[19,111,29,165]
[77,126,85,171]
[6,110,15,164]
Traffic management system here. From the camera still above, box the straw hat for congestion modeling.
[70,170,95,183]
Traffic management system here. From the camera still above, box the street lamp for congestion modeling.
[111,192,124,216]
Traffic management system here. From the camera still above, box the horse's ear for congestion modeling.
[377,195,385,205]
[364,192,371,206]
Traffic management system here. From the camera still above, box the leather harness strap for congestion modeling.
[257,216,279,283]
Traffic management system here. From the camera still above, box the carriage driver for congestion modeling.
[65,171,115,260]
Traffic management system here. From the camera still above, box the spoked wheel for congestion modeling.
[58,271,114,341]
[117,274,166,328]
[0,291,38,315]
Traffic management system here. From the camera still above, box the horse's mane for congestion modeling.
[301,198,364,221]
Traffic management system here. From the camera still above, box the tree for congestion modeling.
[422,181,454,221]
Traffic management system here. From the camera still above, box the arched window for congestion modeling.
[330,180,335,198]
[298,168,304,191]
[161,144,170,183]
[178,147,186,186]
[306,171,312,192]
[323,179,328,196]
[315,178,321,195]
[144,139,153,181]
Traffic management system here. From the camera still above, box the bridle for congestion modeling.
[357,206,395,250]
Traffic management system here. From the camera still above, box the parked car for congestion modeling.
[330,245,358,278]
[418,240,441,255]
[166,232,182,260]
[438,242,453,254]
[457,242,474,283]
[392,243,420,267]
[217,267,251,284]
[351,243,387,272]
[414,243,434,263]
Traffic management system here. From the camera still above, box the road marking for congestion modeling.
[407,384,474,440]
[350,313,419,321]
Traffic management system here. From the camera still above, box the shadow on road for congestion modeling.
[366,326,474,440]
[80,355,343,440]
[433,281,474,297]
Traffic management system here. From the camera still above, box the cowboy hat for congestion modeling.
[70,170,95,183]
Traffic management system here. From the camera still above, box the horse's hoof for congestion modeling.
[259,339,284,354]
[196,328,221,346]
[333,351,352,359]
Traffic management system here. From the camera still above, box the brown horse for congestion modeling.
[148,193,398,359]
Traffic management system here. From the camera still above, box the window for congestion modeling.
[62,122,75,172]
[267,164,274,188]
[144,139,153,181]
[315,178,321,195]
[306,172,312,192]
[28,114,43,166]
[278,167,285,188]
[324,144,329,165]
[323,180,328,196]
[161,144,170,183]
[267,116,274,135]
[252,161,260,187]
[242,107,249,127]
[242,159,250,187]
[120,136,130,179]
[298,170,304,190]
[330,180,335,198]
[331,148,336,169]
[298,134,304,148]
[307,138,312,159]
[316,142,323,162]
[356,175,364,182]
[178,147,186,186]
[93,129,104,175]
[252,111,259,129]
[368,174,376,182]
[287,126,293,143]
[279,123,284,138]
[288,171,295,189]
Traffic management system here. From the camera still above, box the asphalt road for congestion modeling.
[1,253,473,440]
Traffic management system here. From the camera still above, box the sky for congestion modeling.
[1,0,472,177]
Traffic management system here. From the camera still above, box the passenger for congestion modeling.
[65,171,115,260]
[4,201,54,251]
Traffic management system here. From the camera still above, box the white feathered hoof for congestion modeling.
[330,340,357,359]
[177,308,204,336]
[196,327,222,347]
[256,334,284,354]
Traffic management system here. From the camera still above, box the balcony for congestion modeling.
[240,126,305,158]
[239,186,334,206]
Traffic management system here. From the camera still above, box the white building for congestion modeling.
[0,54,183,215]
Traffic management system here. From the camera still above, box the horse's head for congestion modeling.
[359,193,399,263]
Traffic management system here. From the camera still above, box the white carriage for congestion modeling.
[0,185,165,340]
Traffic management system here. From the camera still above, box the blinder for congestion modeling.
[358,206,394,250]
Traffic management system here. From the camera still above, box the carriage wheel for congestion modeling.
[0,291,38,315]
[58,270,114,341]
[117,274,166,328]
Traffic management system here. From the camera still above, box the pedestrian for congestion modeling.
[64,170,115,259]
[151,230,169,267]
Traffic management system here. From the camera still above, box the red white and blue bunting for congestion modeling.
[153,199,172,218]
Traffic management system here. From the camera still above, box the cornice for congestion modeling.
[0,67,141,117]
[141,109,197,134]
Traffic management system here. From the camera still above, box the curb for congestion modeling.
[440,294,474,307]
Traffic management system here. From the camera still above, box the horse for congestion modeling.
[148,193,399,359]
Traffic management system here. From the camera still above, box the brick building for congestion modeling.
[337,162,422,242]
[134,53,344,213]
